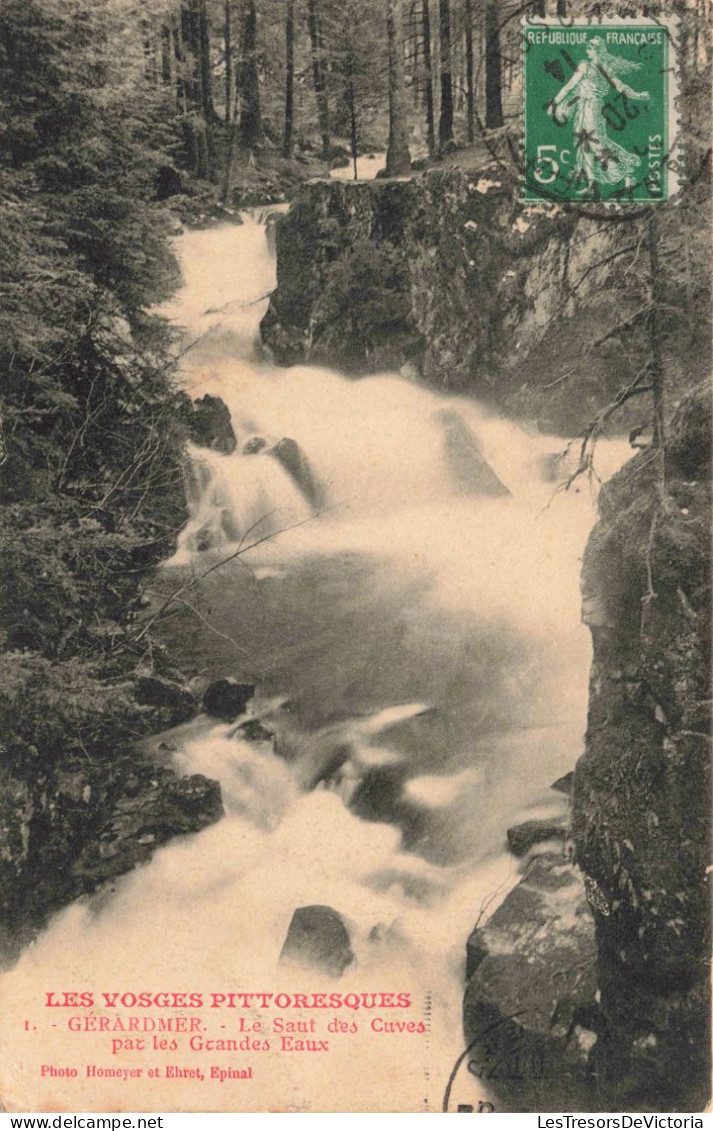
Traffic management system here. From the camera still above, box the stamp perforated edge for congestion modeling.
[519,13,683,209]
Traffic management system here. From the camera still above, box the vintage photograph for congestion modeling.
[0,0,710,1115]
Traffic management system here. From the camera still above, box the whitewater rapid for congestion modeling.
[0,212,630,1113]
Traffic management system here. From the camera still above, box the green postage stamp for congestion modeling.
[523,18,681,204]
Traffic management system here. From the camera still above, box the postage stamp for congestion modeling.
[522,18,681,204]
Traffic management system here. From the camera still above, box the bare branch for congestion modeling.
[130,501,343,646]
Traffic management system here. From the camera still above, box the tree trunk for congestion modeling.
[283,0,295,157]
[224,1,232,125]
[386,0,412,175]
[239,0,262,150]
[409,0,420,107]
[464,0,474,143]
[180,2,198,109]
[307,0,330,160]
[532,0,546,16]
[484,0,503,129]
[141,16,157,84]
[161,23,173,86]
[347,72,358,180]
[557,0,568,16]
[172,19,185,111]
[438,0,453,146]
[197,0,215,122]
[422,0,435,154]
[648,212,666,458]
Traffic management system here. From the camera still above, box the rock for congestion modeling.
[506,816,568,857]
[349,766,427,849]
[570,382,712,1110]
[551,771,574,796]
[266,437,319,506]
[75,773,223,885]
[463,853,598,1111]
[134,676,197,725]
[259,168,652,434]
[202,679,255,721]
[243,435,268,455]
[155,165,184,200]
[435,409,510,497]
[259,302,308,366]
[328,144,351,164]
[264,211,283,255]
[231,718,277,754]
[188,395,237,455]
[279,905,354,977]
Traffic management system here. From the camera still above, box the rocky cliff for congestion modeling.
[572,383,711,1110]
[260,169,641,434]
[463,384,711,1112]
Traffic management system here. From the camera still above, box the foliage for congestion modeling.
[316,237,412,360]
[0,0,190,790]
[0,652,147,774]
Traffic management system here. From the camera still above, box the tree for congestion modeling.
[484,0,503,129]
[320,0,387,177]
[239,0,263,150]
[283,0,295,156]
[197,0,216,124]
[224,0,233,126]
[464,0,475,143]
[421,0,436,154]
[0,0,185,638]
[308,0,331,159]
[438,0,453,146]
[385,0,412,175]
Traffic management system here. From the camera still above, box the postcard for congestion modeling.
[0,0,709,1114]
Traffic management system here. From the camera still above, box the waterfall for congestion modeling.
[0,213,632,1113]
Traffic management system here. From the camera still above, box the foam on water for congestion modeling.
[0,212,634,1113]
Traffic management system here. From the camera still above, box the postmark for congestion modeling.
[522,17,681,204]
[442,1010,591,1112]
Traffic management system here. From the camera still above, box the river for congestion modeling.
[0,209,629,1113]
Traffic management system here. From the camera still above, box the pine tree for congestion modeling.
[484,0,503,129]
[283,0,295,156]
[438,0,454,145]
[239,0,263,149]
[386,0,412,175]
[308,0,331,159]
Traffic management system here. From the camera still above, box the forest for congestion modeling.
[0,0,710,1112]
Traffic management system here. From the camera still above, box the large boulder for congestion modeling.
[463,853,598,1111]
[155,165,184,201]
[188,395,237,455]
[267,437,319,506]
[551,771,574,796]
[230,718,277,755]
[264,211,284,255]
[202,679,255,721]
[279,905,354,977]
[243,435,268,455]
[435,409,509,497]
[74,772,223,886]
[506,816,568,858]
[134,676,197,726]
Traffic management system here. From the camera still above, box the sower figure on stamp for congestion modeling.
[548,37,650,191]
